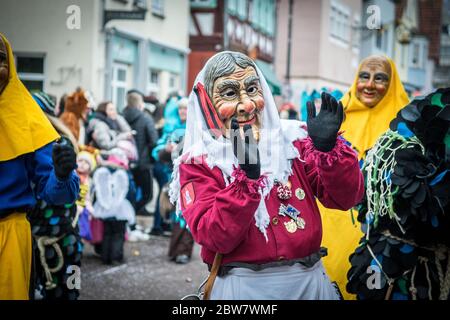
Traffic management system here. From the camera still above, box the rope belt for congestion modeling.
[366,230,450,300]
[34,208,81,291]
[36,235,65,290]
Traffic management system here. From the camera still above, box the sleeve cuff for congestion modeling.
[303,136,349,167]
[45,170,80,204]
[231,166,267,194]
[53,171,72,184]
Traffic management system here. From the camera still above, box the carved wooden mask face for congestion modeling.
[211,65,265,138]
[355,57,391,108]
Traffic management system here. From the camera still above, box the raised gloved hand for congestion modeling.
[52,137,77,180]
[307,92,344,152]
[230,118,260,179]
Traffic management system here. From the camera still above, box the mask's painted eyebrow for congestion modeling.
[217,79,240,92]
[244,75,260,87]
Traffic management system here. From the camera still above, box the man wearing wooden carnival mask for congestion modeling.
[173,51,364,300]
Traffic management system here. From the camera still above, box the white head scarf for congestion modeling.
[170,51,307,241]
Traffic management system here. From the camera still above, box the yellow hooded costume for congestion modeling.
[320,57,409,299]
[0,33,58,300]
[0,33,59,162]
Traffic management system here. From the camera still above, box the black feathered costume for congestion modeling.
[346,88,450,300]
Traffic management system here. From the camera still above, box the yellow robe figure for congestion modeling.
[0,34,58,162]
[320,57,409,299]
[0,33,59,300]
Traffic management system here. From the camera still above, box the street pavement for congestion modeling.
[79,217,208,300]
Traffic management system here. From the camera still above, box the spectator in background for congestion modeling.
[162,92,183,135]
[59,88,92,145]
[87,101,134,150]
[123,91,158,217]
[91,148,137,264]
[165,130,193,264]
[32,92,79,153]
[150,97,187,236]
[279,102,299,120]
[143,93,164,132]
[56,93,67,117]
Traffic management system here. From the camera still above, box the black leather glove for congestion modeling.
[307,92,344,152]
[230,118,260,179]
[52,137,77,180]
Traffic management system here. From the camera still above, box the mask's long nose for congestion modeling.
[237,91,256,115]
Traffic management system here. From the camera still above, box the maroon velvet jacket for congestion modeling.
[179,137,364,266]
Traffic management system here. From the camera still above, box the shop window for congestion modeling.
[112,63,129,111]
[15,54,45,92]
[152,0,165,17]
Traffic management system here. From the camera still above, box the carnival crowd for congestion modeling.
[1,33,449,301]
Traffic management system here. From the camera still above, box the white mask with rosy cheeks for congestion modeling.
[212,66,265,139]
[169,51,308,242]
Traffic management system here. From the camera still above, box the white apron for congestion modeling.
[210,261,339,300]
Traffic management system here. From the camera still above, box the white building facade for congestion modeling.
[0,0,190,111]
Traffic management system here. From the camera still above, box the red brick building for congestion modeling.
[188,0,281,94]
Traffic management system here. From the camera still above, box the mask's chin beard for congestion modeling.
[250,124,260,142]
[251,113,261,142]
[223,113,261,142]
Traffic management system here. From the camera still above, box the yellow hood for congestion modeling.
[0,33,59,161]
[340,57,409,159]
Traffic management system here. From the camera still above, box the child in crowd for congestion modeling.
[91,149,136,265]
[76,150,97,241]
